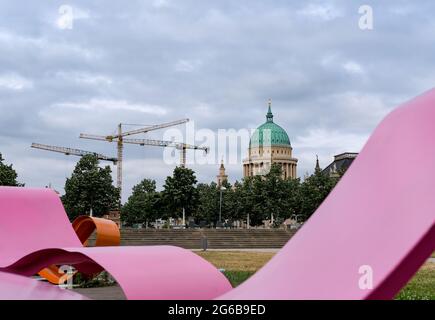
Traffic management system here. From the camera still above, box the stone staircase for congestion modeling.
[117,229,297,249]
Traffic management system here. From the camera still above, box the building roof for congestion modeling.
[322,152,358,176]
[249,101,291,148]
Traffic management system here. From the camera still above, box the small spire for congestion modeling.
[220,157,225,169]
[266,98,273,122]
[315,155,321,172]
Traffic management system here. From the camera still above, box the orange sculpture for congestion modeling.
[38,216,120,284]
[72,216,121,247]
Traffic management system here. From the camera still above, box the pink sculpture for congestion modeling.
[219,88,435,299]
[0,271,87,300]
[0,187,232,299]
[0,89,434,300]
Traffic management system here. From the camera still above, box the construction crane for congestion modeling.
[31,143,118,164]
[79,119,189,197]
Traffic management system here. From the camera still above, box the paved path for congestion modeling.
[192,248,280,253]
[74,285,125,300]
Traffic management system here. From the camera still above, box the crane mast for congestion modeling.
[117,124,123,192]
[180,147,187,168]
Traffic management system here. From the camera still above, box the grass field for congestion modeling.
[395,263,435,300]
[197,251,275,272]
[196,251,435,300]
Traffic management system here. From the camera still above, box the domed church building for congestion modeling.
[243,100,298,179]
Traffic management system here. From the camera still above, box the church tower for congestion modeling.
[217,159,228,187]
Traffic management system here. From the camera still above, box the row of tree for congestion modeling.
[0,152,341,226]
[122,162,340,227]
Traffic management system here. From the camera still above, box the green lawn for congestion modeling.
[223,271,253,287]
[197,251,435,300]
[395,263,435,300]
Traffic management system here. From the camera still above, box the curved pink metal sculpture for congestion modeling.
[0,187,232,299]
[0,271,87,300]
[0,89,434,300]
[219,88,435,299]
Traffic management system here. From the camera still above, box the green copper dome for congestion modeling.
[249,102,291,148]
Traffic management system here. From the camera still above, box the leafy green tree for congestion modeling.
[162,166,198,218]
[0,153,24,186]
[229,164,301,227]
[195,180,237,225]
[62,155,120,221]
[234,177,257,225]
[299,167,339,221]
[229,180,248,222]
[122,179,160,227]
[230,165,283,226]
[196,182,219,223]
[260,164,290,223]
[282,177,302,222]
[219,180,237,223]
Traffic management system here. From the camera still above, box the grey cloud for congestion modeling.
[0,0,434,200]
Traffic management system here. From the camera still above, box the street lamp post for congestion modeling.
[219,186,226,224]
[182,207,186,228]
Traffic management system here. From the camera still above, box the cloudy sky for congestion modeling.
[1,1,434,201]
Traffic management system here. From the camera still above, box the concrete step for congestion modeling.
[88,229,297,249]
[114,229,296,249]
